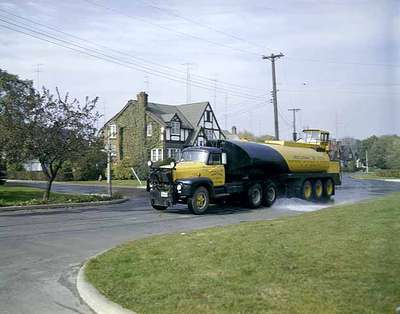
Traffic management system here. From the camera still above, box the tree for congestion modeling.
[0,69,36,160]
[25,88,100,200]
[1,69,100,200]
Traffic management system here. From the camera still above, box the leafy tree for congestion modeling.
[25,88,100,200]
[0,69,36,160]
[1,69,100,200]
[70,139,107,180]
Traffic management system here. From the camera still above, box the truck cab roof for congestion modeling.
[183,146,223,154]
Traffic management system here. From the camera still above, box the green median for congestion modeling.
[85,194,400,314]
[0,185,117,207]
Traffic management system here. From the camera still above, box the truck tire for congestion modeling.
[247,183,263,208]
[301,179,313,201]
[313,179,324,201]
[263,181,277,207]
[323,178,335,198]
[188,186,210,215]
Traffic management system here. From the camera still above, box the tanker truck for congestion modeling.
[147,129,341,214]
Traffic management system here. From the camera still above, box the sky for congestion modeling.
[0,0,399,140]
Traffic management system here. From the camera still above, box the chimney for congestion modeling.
[137,91,148,107]
[231,126,237,135]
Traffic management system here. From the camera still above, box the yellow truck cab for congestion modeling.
[147,132,341,215]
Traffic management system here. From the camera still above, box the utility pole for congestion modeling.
[183,63,194,103]
[104,127,113,197]
[144,75,150,93]
[213,78,218,113]
[288,108,301,141]
[365,150,369,174]
[34,63,44,90]
[262,53,284,140]
[224,93,228,130]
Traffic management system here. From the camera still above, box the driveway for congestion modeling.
[0,175,399,314]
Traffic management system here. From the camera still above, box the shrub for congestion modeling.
[376,169,400,178]
[113,158,133,180]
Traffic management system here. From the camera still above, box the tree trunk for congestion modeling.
[43,177,55,201]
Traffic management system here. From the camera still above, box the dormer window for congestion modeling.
[171,121,180,135]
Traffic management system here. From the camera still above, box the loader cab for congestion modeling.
[301,129,330,152]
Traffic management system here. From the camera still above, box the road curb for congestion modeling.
[0,197,128,216]
[77,256,136,314]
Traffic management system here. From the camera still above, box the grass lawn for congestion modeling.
[56,179,144,188]
[351,171,400,181]
[86,193,400,314]
[0,185,115,207]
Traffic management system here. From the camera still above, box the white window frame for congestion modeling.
[109,124,117,139]
[167,148,181,160]
[171,121,180,135]
[147,123,153,137]
[205,129,214,139]
[151,148,163,162]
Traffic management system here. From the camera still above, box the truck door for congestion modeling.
[203,153,225,186]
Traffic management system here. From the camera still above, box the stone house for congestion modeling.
[102,92,225,173]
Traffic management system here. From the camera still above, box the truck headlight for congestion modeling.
[176,183,183,192]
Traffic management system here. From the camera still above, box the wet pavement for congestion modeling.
[0,175,399,314]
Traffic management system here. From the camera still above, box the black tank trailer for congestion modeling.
[147,138,341,214]
[208,140,291,182]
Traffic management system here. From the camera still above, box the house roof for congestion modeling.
[103,98,210,131]
[175,102,209,128]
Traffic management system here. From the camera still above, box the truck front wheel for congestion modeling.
[263,181,277,207]
[247,183,263,208]
[188,186,210,215]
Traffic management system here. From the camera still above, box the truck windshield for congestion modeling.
[181,150,209,163]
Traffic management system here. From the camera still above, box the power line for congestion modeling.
[82,0,400,68]
[136,0,273,52]
[0,17,267,101]
[0,8,264,95]
[81,0,261,57]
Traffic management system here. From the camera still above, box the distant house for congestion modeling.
[102,92,225,170]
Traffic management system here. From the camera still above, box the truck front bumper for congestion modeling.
[149,188,174,208]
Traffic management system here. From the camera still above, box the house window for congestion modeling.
[147,123,152,137]
[205,111,212,122]
[109,124,117,139]
[205,129,214,139]
[167,148,181,160]
[171,121,180,135]
[151,148,163,162]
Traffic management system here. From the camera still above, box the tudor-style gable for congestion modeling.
[197,103,224,141]
[165,113,190,143]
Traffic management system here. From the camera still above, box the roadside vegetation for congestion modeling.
[86,193,400,314]
[352,169,400,180]
[0,185,119,207]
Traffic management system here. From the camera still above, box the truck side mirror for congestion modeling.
[221,152,227,165]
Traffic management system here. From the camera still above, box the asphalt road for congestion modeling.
[1,176,399,314]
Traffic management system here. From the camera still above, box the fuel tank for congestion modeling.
[209,140,332,176]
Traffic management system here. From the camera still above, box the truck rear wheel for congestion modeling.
[301,180,313,201]
[247,183,263,208]
[263,181,277,207]
[188,186,210,215]
[323,178,335,198]
[313,179,324,201]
